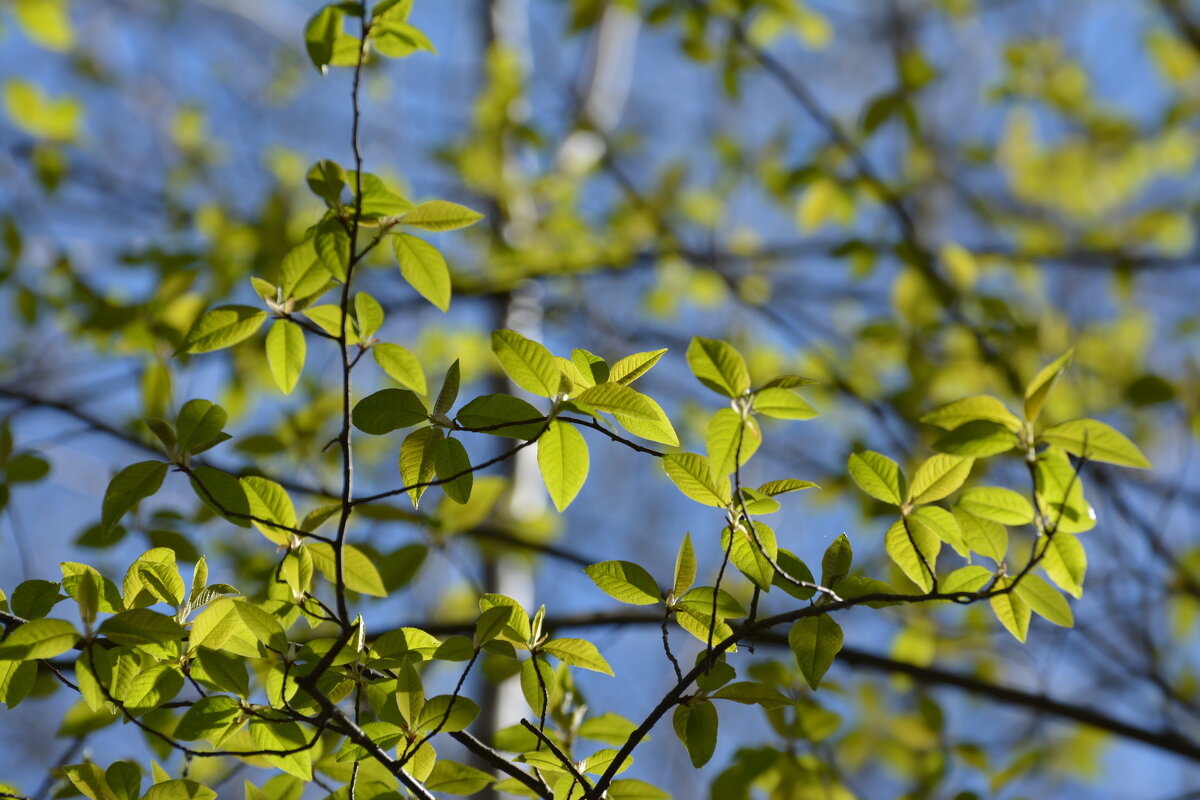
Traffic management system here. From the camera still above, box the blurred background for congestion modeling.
[2,0,1200,797]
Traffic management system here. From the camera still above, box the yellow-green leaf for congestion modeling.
[266,320,305,395]
[394,234,450,311]
[537,419,588,511]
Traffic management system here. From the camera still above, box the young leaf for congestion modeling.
[662,453,730,507]
[101,461,168,536]
[542,638,613,675]
[1035,447,1095,533]
[957,487,1035,526]
[434,436,473,504]
[305,158,345,205]
[1039,419,1151,469]
[304,6,343,72]
[425,761,495,796]
[706,408,761,478]
[672,700,718,767]
[685,337,750,397]
[847,451,905,505]
[920,395,1022,433]
[672,533,697,598]
[584,561,662,605]
[352,388,428,434]
[176,399,227,455]
[932,421,1019,457]
[907,506,968,558]
[433,359,461,417]
[571,348,609,386]
[179,306,267,354]
[394,234,451,311]
[372,342,426,394]
[1040,532,1087,597]
[0,618,78,660]
[953,508,1008,563]
[456,394,545,439]
[250,716,312,780]
[240,476,296,546]
[990,579,1032,642]
[752,387,818,420]
[399,200,484,231]
[724,520,777,591]
[491,329,560,397]
[789,615,844,690]
[907,454,973,505]
[573,383,659,421]
[354,292,384,339]
[885,518,939,593]
[611,393,680,446]
[758,478,819,496]
[537,419,588,512]
[820,534,853,588]
[1014,574,1073,627]
[1024,349,1073,422]
[265,320,305,395]
[399,426,443,509]
[609,348,667,385]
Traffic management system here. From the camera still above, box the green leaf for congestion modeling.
[907,506,968,558]
[570,348,609,386]
[456,394,544,439]
[1014,574,1073,627]
[607,780,670,800]
[711,681,791,708]
[932,421,1019,457]
[542,638,613,674]
[609,348,667,385]
[672,533,697,598]
[907,454,973,505]
[940,565,991,596]
[0,617,77,660]
[479,594,531,645]
[399,426,443,508]
[820,533,853,588]
[920,395,1022,432]
[174,695,241,742]
[662,453,730,507]
[10,579,64,619]
[757,478,819,496]
[180,306,267,354]
[352,388,428,435]
[990,579,1031,642]
[399,200,484,231]
[434,436,473,505]
[123,664,183,715]
[474,606,511,648]
[1040,532,1087,598]
[953,508,1008,563]
[584,561,661,605]
[753,387,818,420]
[773,549,816,601]
[885,518,940,593]
[847,451,904,505]
[1024,349,1073,423]
[302,304,358,342]
[416,694,481,733]
[101,461,167,536]
[313,223,350,282]
[304,6,343,71]
[175,399,228,455]
[1039,418,1152,469]
[63,764,115,800]
[372,342,426,394]
[353,173,413,217]
[957,487,1035,526]
[305,158,345,203]
[433,359,460,417]
[192,647,250,697]
[611,393,679,446]
[573,382,660,421]
[240,476,296,545]
[99,609,185,647]
[788,615,844,690]
[308,542,387,597]
[706,408,760,478]
[538,419,588,511]
[724,520,776,591]
[673,700,718,767]
[491,329,560,397]
[186,466,250,528]
[143,781,216,800]
[265,321,305,395]
[519,655,555,716]
[250,716,312,780]
[1035,447,1095,533]
[685,337,750,397]
[425,760,495,795]
[394,234,451,311]
[104,762,141,800]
